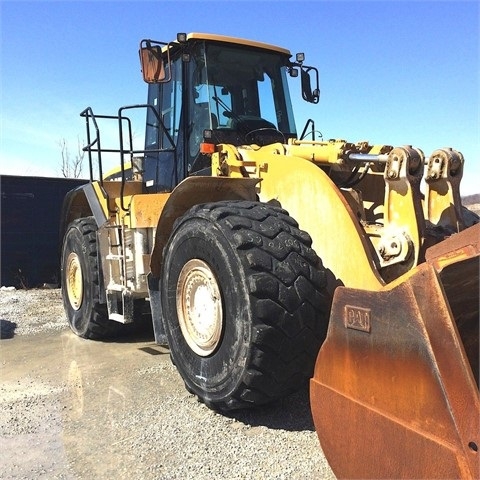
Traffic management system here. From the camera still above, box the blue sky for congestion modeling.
[1,0,479,195]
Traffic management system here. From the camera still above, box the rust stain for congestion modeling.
[311,260,479,479]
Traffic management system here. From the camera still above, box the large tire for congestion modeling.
[61,217,116,339]
[161,200,331,411]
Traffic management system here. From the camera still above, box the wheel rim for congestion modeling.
[176,259,223,357]
[66,252,83,311]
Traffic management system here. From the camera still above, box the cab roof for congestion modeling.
[184,32,291,56]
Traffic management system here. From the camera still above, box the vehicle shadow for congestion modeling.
[103,315,156,344]
[98,316,317,433]
[0,319,17,339]
[228,385,316,433]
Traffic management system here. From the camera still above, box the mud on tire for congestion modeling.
[161,201,331,411]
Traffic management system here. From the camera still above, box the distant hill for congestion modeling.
[463,193,480,216]
[462,193,480,204]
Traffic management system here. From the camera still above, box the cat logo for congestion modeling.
[344,305,371,333]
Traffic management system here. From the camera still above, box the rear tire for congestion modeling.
[161,201,330,411]
[61,217,116,339]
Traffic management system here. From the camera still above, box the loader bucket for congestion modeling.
[310,223,479,479]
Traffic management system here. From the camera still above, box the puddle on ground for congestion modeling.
[0,329,179,478]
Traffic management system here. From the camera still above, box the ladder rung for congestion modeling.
[107,285,124,292]
[109,313,126,323]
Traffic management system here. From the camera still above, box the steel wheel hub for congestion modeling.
[176,259,223,356]
[66,252,83,310]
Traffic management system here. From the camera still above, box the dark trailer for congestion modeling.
[1,175,87,288]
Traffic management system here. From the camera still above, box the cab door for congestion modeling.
[144,57,184,192]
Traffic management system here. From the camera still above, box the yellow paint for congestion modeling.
[91,180,144,220]
[124,193,170,228]
[186,32,291,56]
[236,149,384,291]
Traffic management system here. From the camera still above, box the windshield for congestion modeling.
[189,42,297,141]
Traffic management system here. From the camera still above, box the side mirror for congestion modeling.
[300,66,320,104]
[139,39,169,83]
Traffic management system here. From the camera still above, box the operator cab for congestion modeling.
[141,33,319,192]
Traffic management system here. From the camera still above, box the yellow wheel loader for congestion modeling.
[60,33,479,478]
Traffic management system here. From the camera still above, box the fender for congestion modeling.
[147,175,259,345]
[149,175,260,277]
[59,183,102,244]
[240,151,385,292]
[59,183,109,305]
[60,180,148,236]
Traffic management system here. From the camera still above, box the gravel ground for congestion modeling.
[0,288,336,479]
[2,207,478,479]
[0,288,66,337]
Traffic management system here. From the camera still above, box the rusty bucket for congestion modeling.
[311,224,479,479]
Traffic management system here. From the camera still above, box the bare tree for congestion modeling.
[58,137,85,178]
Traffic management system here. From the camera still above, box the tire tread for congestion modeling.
[176,201,331,411]
[62,217,121,340]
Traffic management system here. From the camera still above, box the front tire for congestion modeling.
[61,217,114,339]
[161,201,330,411]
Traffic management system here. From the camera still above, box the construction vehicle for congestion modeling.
[60,32,479,478]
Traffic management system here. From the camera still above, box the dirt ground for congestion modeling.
[0,289,335,480]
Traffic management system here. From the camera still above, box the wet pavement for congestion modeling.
[1,328,176,478]
[0,327,335,479]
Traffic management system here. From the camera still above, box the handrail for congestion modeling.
[80,107,104,182]
[80,104,177,212]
